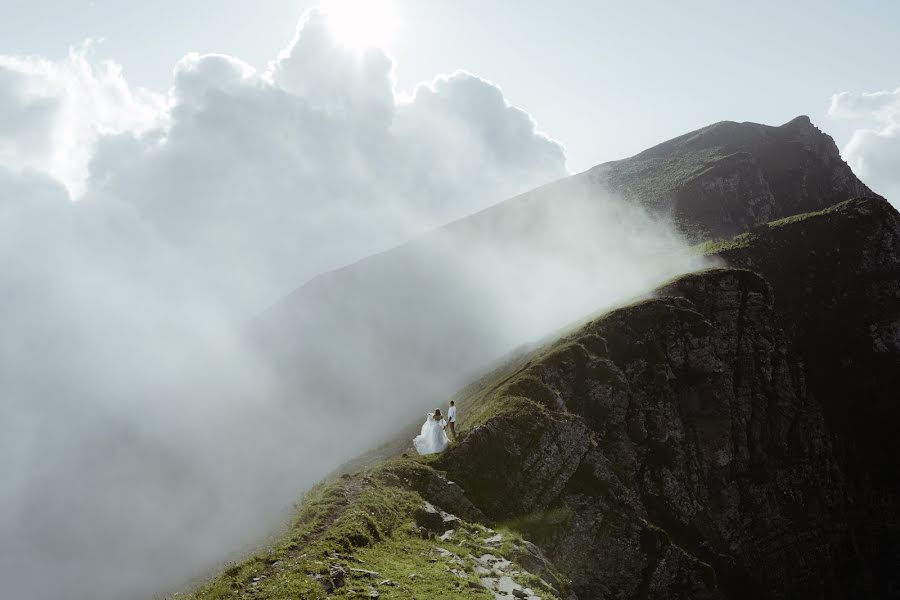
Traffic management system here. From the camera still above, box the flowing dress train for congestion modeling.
[413,413,450,455]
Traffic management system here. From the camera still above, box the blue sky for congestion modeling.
[3,0,899,173]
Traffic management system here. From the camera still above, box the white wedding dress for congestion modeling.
[413,413,450,455]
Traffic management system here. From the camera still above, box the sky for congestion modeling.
[2,0,900,177]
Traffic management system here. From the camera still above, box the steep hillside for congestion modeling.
[187,197,899,599]
[589,115,879,238]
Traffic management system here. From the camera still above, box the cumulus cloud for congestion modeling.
[0,41,164,196]
[86,10,567,312]
[0,8,706,600]
[828,87,900,204]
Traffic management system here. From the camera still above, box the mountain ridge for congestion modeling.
[185,195,900,599]
[204,117,898,599]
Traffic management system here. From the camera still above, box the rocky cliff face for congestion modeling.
[588,116,880,239]
[436,198,900,598]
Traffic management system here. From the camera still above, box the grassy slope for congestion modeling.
[180,458,568,599]
[695,198,857,256]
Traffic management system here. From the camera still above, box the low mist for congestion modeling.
[0,10,714,600]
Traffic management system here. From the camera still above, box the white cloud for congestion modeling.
[0,41,165,196]
[828,86,900,203]
[84,9,567,312]
[265,9,395,125]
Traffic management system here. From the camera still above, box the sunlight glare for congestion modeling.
[324,0,400,50]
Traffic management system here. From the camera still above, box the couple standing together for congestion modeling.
[413,400,457,455]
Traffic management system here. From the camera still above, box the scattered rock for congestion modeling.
[509,540,561,592]
[414,502,446,531]
[318,564,346,593]
[348,567,380,578]
[414,501,460,534]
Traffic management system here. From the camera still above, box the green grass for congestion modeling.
[766,198,856,229]
[696,232,755,255]
[180,458,561,599]
[695,198,864,257]
[498,508,573,546]
[603,147,733,205]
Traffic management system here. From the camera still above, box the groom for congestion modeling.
[445,400,457,441]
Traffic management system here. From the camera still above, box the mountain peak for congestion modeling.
[783,113,813,127]
[586,116,880,239]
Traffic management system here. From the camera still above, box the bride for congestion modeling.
[413,408,450,455]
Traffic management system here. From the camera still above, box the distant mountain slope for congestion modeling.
[588,115,880,238]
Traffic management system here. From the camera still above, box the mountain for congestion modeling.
[185,196,900,599]
[588,115,880,239]
[192,117,898,599]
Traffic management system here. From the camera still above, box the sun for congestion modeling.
[323,0,400,50]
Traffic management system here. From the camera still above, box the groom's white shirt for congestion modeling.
[448,405,457,423]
